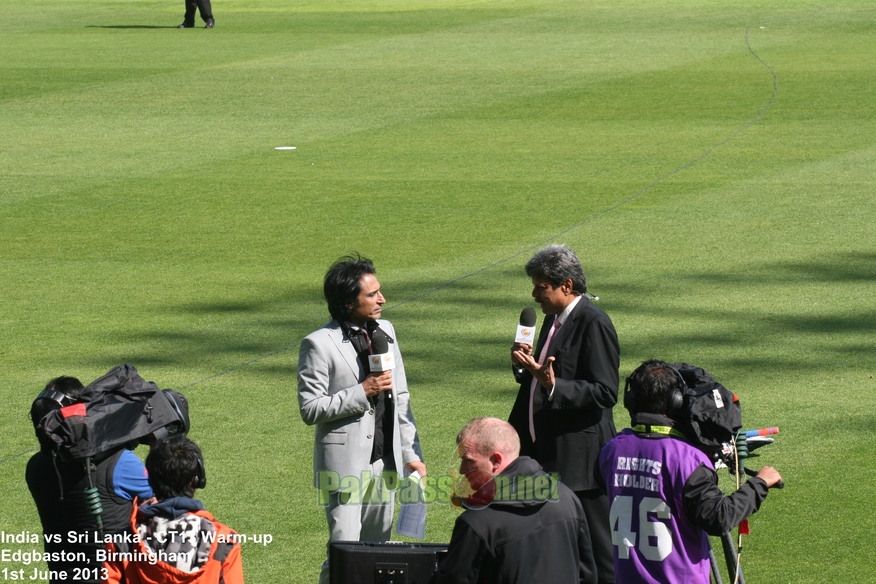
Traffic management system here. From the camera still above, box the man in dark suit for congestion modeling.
[509,244,620,584]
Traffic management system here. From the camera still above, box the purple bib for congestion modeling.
[599,429,714,584]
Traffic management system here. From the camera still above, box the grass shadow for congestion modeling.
[86,25,182,29]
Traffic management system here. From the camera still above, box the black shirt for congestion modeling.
[348,321,396,467]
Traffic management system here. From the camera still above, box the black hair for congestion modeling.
[525,244,587,294]
[31,376,85,441]
[626,360,680,415]
[323,253,376,322]
[146,435,203,500]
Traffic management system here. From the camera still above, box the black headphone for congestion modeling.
[623,366,686,414]
[35,389,75,408]
[193,454,207,490]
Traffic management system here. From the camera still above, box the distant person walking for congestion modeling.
[178,0,214,28]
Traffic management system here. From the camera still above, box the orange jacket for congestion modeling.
[103,504,243,584]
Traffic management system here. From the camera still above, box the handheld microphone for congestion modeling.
[369,330,395,372]
[515,307,537,344]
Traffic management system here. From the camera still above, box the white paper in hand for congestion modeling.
[395,471,427,539]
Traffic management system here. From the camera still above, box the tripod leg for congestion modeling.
[709,539,724,584]
[720,532,744,584]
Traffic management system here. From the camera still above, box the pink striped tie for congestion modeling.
[529,319,561,442]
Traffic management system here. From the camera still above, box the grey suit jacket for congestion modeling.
[298,319,423,489]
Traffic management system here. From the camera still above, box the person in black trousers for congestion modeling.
[509,244,621,584]
[178,0,214,28]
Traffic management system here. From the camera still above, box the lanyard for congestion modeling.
[631,424,687,439]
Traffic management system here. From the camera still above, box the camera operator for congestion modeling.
[26,376,154,584]
[597,360,782,584]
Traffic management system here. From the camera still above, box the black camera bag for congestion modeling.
[672,362,742,459]
[37,363,182,460]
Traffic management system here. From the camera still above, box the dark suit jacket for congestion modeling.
[509,297,620,491]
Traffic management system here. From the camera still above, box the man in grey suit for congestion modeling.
[298,254,426,584]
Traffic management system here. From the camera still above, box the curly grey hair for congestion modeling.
[524,244,587,294]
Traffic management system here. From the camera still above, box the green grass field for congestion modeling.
[2,0,874,581]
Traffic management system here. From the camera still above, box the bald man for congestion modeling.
[433,417,596,584]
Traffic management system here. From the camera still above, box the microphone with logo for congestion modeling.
[369,329,395,373]
[368,329,395,373]
[515,307,537,345]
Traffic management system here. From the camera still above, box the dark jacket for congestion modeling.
[433,457,597,584]
[509,297,620,491]
[26,448,137,584]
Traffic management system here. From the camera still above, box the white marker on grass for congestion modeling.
[275,146,297,150]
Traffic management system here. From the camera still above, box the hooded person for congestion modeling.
[432,417,597,584]
[103,435,244,584]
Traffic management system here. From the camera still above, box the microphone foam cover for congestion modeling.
[371,330,390,354]
[519,307,537,327]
